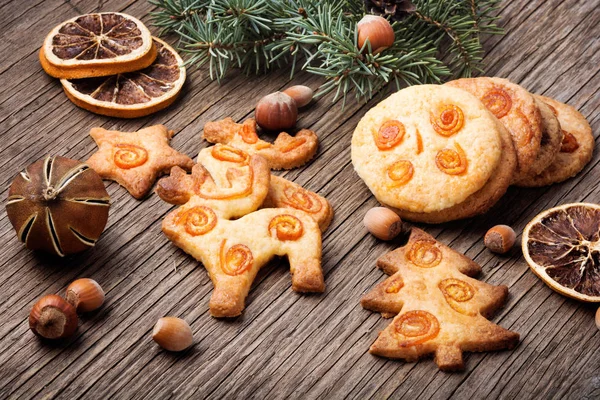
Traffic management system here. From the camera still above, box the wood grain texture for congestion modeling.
[0,0,599,399]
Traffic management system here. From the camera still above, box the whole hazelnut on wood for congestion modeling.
[152,317,193,352]
[364,207,403,241]
[283,85,314,108]
[255,92,298,131]
[29,294,78,340]
[484,225,516,254]
[66,278,105,313]
[6,156,110,257]
[596,307,600,330]
[357,15,395,54]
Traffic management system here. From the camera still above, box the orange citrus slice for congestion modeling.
[40,12,156,79]
[522,203,600,302]
[60,37,185,118]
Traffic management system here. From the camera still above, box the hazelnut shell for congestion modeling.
[255,92,298,131]
[29,294,78,339]
[6,156,110,256]
[66,278,105,313]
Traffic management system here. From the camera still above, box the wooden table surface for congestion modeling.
[0,0,598,399]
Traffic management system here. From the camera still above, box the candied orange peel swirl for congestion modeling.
[211,145,250,164]
[436,143,468,175]
[387,160,414,186]
[220,241,254,276]
[393,310,440,346]
[374,120,406,150]
[481,88,512,119]
[179,206,217,236]
[439,278,476,316]
[113,144,148,169]
[406,239,443,268]
[269,214,304,241]
[431,105,465,137]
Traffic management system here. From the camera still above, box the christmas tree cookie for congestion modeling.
[362,228,519,371]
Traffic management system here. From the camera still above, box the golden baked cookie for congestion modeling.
[262,175,334,232]
[446,77,543,180]
[351,84,503,213]
[86,125,194,199]
[362,228,520,371]
[157,145,324,317]
[391,117,517,223]
[515,95,594,187]
[203,118,318,170]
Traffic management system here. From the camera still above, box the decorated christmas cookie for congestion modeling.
[351,85,503,213]
[157,145,324,317]
[445,77,543,179]
[87,125,193,199]
[515,95,594,187]
[203,117,318,170]
[362,228,519,371]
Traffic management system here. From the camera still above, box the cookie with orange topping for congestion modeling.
[514,95,594,187]
[86,125,193,199]
[157,145,325,317]
[445,77,543,180]
[203,118,318,170]
[351,84,503,214]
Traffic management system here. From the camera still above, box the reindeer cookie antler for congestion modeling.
[203,118,318,170]
[157,144,325,317]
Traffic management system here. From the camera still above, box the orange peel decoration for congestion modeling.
[220,241,254,276]
[282,185,323,214]
[269,214,304,241]
[431,105,465,137]
[481,88,512,119]
[435,143,468,175]
[406,239,442,268]
[560,131,579,153]
[279,137,307,153]
[180,206,217,236]
[387,160,414,186]
[439,278,476,316]
[198,167,254,200]
[415,129,423,154]
[114,144,149,169]
[393,310,440,346]
[385,277,404,294]
[374,120,406,150]
[240,123,258,144]
[211,145,250,164]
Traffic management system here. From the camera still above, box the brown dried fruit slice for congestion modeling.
[40,12,156,79]
[61,37,185,118]
[522,203,600,302]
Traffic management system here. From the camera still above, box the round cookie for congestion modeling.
[389,117,517,223]
[445,77,543,180]
[515,95,594,187]
[351,85,503,213]
[513,98,563,185]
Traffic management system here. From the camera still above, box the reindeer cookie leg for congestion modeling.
[209,274,254,318]
[288,249,325,293]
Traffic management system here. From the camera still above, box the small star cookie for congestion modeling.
[86,125,194,199]
[362,228,519,371]
[202,117,318,170]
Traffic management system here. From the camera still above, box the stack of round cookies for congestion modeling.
[351,79,593,223]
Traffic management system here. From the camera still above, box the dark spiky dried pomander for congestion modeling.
[6,156,110,257]
[364,0,416,20]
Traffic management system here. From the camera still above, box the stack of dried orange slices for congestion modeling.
[39,12,185,118]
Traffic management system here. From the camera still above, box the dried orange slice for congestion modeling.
[522,203,600,302]
[40,12,156,79]
[60,37,185,118]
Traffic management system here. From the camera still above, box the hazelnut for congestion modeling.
[29,294,78,339]
[283,85,314,108]
[596,307,600,330]
[255,92,298,131]
[152,317,193,352]
[66,278,105,313]
[364,207,403,241]
[484,225,516,254]
[357,15,395,54]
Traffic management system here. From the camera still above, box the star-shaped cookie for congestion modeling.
[86,125,194,199]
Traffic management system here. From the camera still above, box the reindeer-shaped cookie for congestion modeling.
[157,144,325,317]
